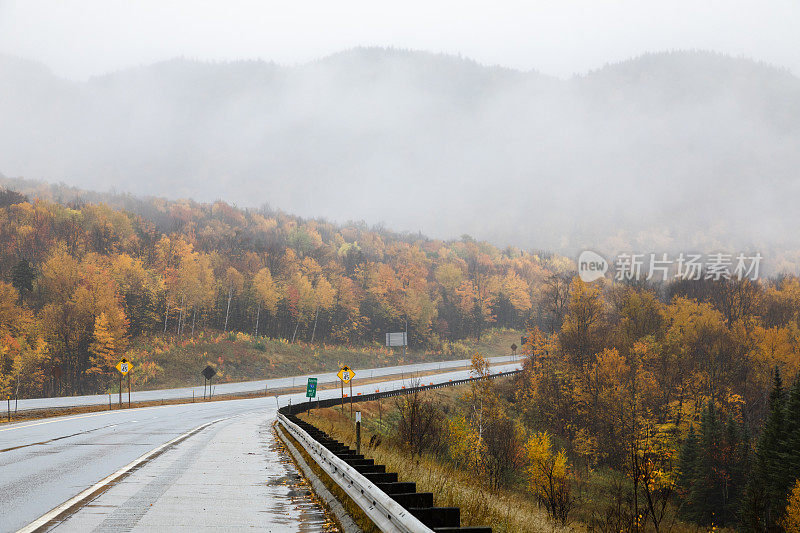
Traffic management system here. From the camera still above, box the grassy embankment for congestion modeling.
[299,378,720,533]
[299,380,569,533]
[125,328,522,391]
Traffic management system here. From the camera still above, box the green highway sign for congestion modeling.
[306,377,318,398]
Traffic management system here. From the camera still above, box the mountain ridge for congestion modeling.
[1,47,798,258]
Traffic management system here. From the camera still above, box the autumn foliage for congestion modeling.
[515,276,800,529]
[365,274,800,530]
[5,181,800,530]
[0,185,569,397]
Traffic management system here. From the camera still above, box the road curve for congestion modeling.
[13,355,519,412]
[1,362,521,532]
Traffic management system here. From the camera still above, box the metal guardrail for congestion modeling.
[276,369,520,532]
[278,412,432,533]
[280,369,521,416]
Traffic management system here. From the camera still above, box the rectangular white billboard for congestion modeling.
[385,332,407,347]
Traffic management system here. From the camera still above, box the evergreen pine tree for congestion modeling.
[678,403,750,527]
[765,368,788,521]
[677,425,699,518]
[675,426,699,499]
[741,475,769,533]
[743,366,787,531]
[739,420,754,499]
[783,377,800,492]
[722,414,748,523]
[689,402,726,525]
[10,258,35,300]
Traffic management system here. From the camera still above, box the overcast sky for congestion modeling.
[0,0,798,80]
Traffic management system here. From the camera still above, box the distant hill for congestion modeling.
[1,48,799,262]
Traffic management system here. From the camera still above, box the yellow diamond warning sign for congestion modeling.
[116,358,133,376]
[337,366,355,383]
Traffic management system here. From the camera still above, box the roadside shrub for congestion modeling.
[526,431,579,525]
[252,340,266,352]
[394,386,447,456]
[483,414,526,489]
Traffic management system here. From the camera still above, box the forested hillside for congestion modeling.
[4,179,800,529]
[310,275,800,531]
[0,180,567,397]
[515,276,800,529]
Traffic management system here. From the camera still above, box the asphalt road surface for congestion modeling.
[1,362,521,532]
[14,355,518,412]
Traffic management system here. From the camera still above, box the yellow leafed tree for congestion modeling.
[253,267,280,338]
[39,248,128,394]
[526,431,573,524]
[0,281,48,398]
[785,479,800,533]
[89,312,117,376]
[309,276,336,343]
[447,414,484,473]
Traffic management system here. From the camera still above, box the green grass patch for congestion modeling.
[124,328,521,390]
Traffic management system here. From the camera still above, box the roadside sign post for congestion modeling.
[201,366,216,400]
[115,358,133,407]
[356,411,362,455]
[50,365,62,397]
[337,366,356,419]
[306,377,318,415]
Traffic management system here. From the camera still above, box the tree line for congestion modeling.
[0,185,570,397]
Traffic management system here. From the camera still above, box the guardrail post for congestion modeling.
[356,411,361,455]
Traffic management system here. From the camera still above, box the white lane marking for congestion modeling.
[15,416,226,533]
[0,405,174,433]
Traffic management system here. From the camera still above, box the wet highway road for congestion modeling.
[0,363,521,532]
[14,355,517,412]
[44,413,335,532]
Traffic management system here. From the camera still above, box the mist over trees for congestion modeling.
[1,48,799,265]
[0,182,570,397]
